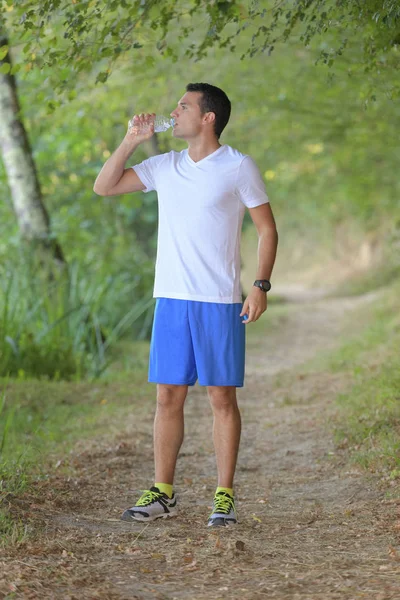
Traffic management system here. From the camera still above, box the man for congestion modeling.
[93,83,278,527]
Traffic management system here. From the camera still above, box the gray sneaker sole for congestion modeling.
[207,517,237,527]
[120,509,177,523]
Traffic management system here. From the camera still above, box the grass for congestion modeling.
[331,263,400,298]
[0,356,154,545]
[298,276,400,480]
[335,361,400,475]
[0,257,155,380]
[327,280,400,478]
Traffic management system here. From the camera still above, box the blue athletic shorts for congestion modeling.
[148,298,245,387]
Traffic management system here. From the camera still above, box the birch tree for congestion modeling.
[0,26,65,265]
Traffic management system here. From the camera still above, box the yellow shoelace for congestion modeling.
[135,489,162,506]
[213,493,234,514]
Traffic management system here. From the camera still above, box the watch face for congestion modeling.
[254,280,271,292]
[258,281,271,291]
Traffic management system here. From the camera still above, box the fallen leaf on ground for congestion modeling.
[151,553,166,561]
[183,554,194,564]
[388,545,400,561]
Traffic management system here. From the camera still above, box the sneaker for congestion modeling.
[121,486,177,522]
[207,491,237,527]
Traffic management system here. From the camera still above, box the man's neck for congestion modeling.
[187,138,222,163]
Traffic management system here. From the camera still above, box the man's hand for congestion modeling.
[93,114,155,196]
[125,112,156,145]
[240,287,267,324]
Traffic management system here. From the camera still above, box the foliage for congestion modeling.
[2,0,400,100]
[0,5,399,300]
[0,1,399,383]
[0,255,155,379]
[1,0,398,259]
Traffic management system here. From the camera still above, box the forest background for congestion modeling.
[0,0,399,546]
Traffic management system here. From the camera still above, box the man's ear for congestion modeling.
[203,111,216,125]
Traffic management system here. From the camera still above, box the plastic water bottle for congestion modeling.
[153,115,175,132]
[128,115,175,133]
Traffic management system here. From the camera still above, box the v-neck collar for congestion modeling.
[186,145,225,166]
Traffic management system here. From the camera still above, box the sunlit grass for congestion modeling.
[334,361,400,474]
[327,278,400,477]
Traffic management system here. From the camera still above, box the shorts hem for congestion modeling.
[148,378,197,386]
[198,382,244,388]
[148,379,244,387]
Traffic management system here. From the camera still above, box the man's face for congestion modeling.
[170,91,207,139]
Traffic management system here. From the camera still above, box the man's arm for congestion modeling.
[250,203,278,281]
[240,203,278,324]
[93,113,155,196]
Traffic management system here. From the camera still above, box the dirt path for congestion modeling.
[2,292,399,599]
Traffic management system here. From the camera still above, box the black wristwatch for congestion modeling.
[253,279,271,293]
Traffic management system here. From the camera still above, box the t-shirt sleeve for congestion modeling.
[131,156,159,193]
[236,156,269,208]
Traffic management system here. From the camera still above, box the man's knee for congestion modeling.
[208,386,238,413]
[156,384,187,411]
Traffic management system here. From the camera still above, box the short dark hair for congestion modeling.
[186,82,231,139]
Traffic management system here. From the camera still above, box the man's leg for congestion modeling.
[121,383,188,522]
[154,383,188,484]
[187,300,244,526]
[206,385,241,526]
[207,385,241,489]
[121,299,196,523]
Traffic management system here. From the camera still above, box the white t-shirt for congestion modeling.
[132,144,269,304]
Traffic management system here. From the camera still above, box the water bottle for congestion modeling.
[128,115,175,134]
[153,115,175,132]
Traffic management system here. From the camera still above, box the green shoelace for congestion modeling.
[213,492,234,514]
[135,489,162,506]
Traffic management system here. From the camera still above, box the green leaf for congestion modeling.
[47,100,61,113]
[0,63,11,75]
[10,64,21,76]
[96,71,109,84]
[0,45,9,61]
[145,56,155,67]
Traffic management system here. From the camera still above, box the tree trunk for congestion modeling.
[0,28,65,265]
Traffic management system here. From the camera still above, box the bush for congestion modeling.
[0,257,155,380]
